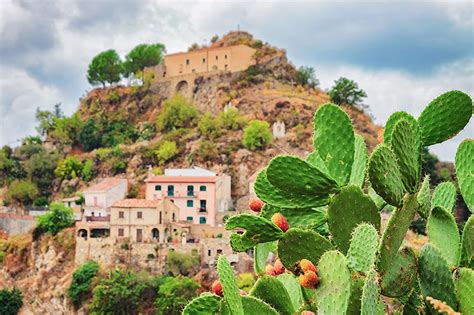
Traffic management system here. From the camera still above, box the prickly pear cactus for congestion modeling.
[182,91,473,315]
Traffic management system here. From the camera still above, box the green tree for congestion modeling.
[26,151,59,194]
[296,66,319,87]
[198,112,222,139]
[18,143,44,159]
[155,141,178,165]
[0,150,26,185]
[50,113,85,147]
[82,159,94,182]
[123,43,166,77]
[196,139,219,161]
[90,270,146,315]
[156,95,199,131]
[101,120,138,147]
[0,287,23,315]
[165,251,199,276]
[6,180,38,205]
[68,260,100,308]
[328,77,367,106]
[218,108,248,130]
[22,136,42,145]
[55,156,84,180]
[155,276,199,315]
[36,202,75,235]
[242,120,272,150]
[87,49,123,87]
[79,119,102,151]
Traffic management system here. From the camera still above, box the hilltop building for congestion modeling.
[82,178,128,218]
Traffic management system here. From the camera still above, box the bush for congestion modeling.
[112,159,127,175]
[296,66,319,87]
[0,287,23,315]
[79,119,102,151]
[329,77,367,107]
[196,140,219,161]
[6,180,38,205]
[198,113,222,139]
[156,95,199,131]
[101,120,139,147]
[165,251,199,276]
[26,151,59,194]
[82,159,94,181]
[37,202,75,235]
[33,196,48,207]
[155,276,199,315]
[68,260,100,308]
[218,108,247,130]
[155,141,178,165]
[242,120,272,150]
[55,156,83,180]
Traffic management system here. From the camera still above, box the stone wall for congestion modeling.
[0,213,36,236]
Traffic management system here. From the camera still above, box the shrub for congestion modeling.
[101,120,139,147]
[67,260,100,308]
[26,151,59,194]
[296,66,319,87]
[156,95,199,131]
[0,287,23,315]
[198,113,222,139]
[112,159,127,175]
[79,119,102,151]
[242,120,272,150]
[37,202,75,235]
[0,251,5,264]
[6,180,38,205]
[82,159,94,181]
[196,140,219,161]
[155,276,199,315]
[33,196,48,207]
[218,108,247,130]
[55,156,83,180]
[165,251,199,276]
[155,141,178,165]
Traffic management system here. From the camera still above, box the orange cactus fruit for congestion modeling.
[249,198,264,212]
[212,280,223,297]
[271,212,289,232]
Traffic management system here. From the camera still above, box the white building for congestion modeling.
[83,178,128,218]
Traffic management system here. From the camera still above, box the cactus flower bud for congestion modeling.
[300,259,317,273]
[271,213,289,232]
[249,198,264,212]
[239,289,247,296]
[212,280,223,297]
[298,270,319,289]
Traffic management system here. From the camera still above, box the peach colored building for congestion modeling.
[83,178,128,218]
[145,167,231,227]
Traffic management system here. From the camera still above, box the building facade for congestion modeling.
[82,178,128,218]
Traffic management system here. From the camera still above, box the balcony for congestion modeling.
[198,208,207,213]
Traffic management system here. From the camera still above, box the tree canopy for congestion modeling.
[123,43,166,77]
[329,77,367,106]
[87,49,123,87]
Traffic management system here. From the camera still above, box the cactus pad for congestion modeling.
[368,186,387,210]
[390,119,421,193]
[254,169,331,209]
[316,250,352,315]
[220,296,278,315]
[455,267,474,315]
[349,134,367,188]
[217,255,244,315]
[306,150,329,174]
[225,214,283,252]
[417,175,431,219]
[276,273,303,311]
[361,269,385,315]
[378,194,418,275]
[346,277,364,315]
[277,228,334,272]
[461,215,474,268]
[254,241,276,275]
[418,90,473,146]
[383,111,417,144]
[260,204,327,233]
[347,223,379,274]
[368,144,405,207]
[183,293,221,315]
[327,185,380,254]
[455,139,474,211]
[380,247,417,297]
[431,182,457,213]
[250,276,295,315]
[418,244,457,311]
[313,103,355,186]
[427,206,460,266]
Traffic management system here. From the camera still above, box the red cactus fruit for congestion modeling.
[273,259,285,276]
[239,289,247,296]
[298,270,320,289]
[301,311,316,315]
[300,259,317,273]
[271,213,289,232]
[212,280,223,297]
[249,198,264,212]
[265,264,274,275]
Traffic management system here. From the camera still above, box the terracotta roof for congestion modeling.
[112,199,160,208]
[165,44,249,57]
[61,196,80,202]
[145,176,217,183]
[84,178,127,193]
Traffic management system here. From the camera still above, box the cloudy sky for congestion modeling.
[0,0,473,161]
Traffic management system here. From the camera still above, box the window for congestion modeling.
[137,229,143,242]
[202,58,206,64]
[215,56,218,60]
[159,211,162,224]
[137,211,142,219]
[119,211,124,219]
[186,216,193,221]
[217,249,223,255]
[187,200,193,207]
[208,249,211,256]
[225,54,228,59]
[224,64,228,70]
[187,185,194,196]
[200,200,207,212]
[186,59,190,65]
[200,217,207,224]
[200,185,206,191]
[155,185,161,191]
[118,228,124,237]
[172,213,176,222]
[167,185,174,196]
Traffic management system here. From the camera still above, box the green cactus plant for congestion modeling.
[455,139,474,211]
[426,206,460,266]
[431,182,457,213]
[249,276,295,315]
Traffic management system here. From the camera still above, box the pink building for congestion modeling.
[145,167,231,227]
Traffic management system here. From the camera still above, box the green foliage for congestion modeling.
[87,49,123,86]
[242,120,272,150]
[218,108,248,130]
[183,293,220,315]
[50,113,85,147]
[123,43,165,77]
[0,287,23,315]
[33,196,48,207]
[250,276,295,315]
[0,147,26,185]
[199,112,222,139]
[196,139,219,161]
[217,255,244,315]
[80,119,102,151]
[26,151,59,194]
[165,251,199,276]
[155,140,178,165]
[55,156,84,180]
[68,260,100,308]
[101,120,139,147]
[156,94,199,132]
[37,202,75,235]
[155,276,199,315]
[456,139,474,211]
[328,77,367,106]
[236,273,255,292]
[6,180,38,205]
[296,66,319,87]
[82,159,94,181]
